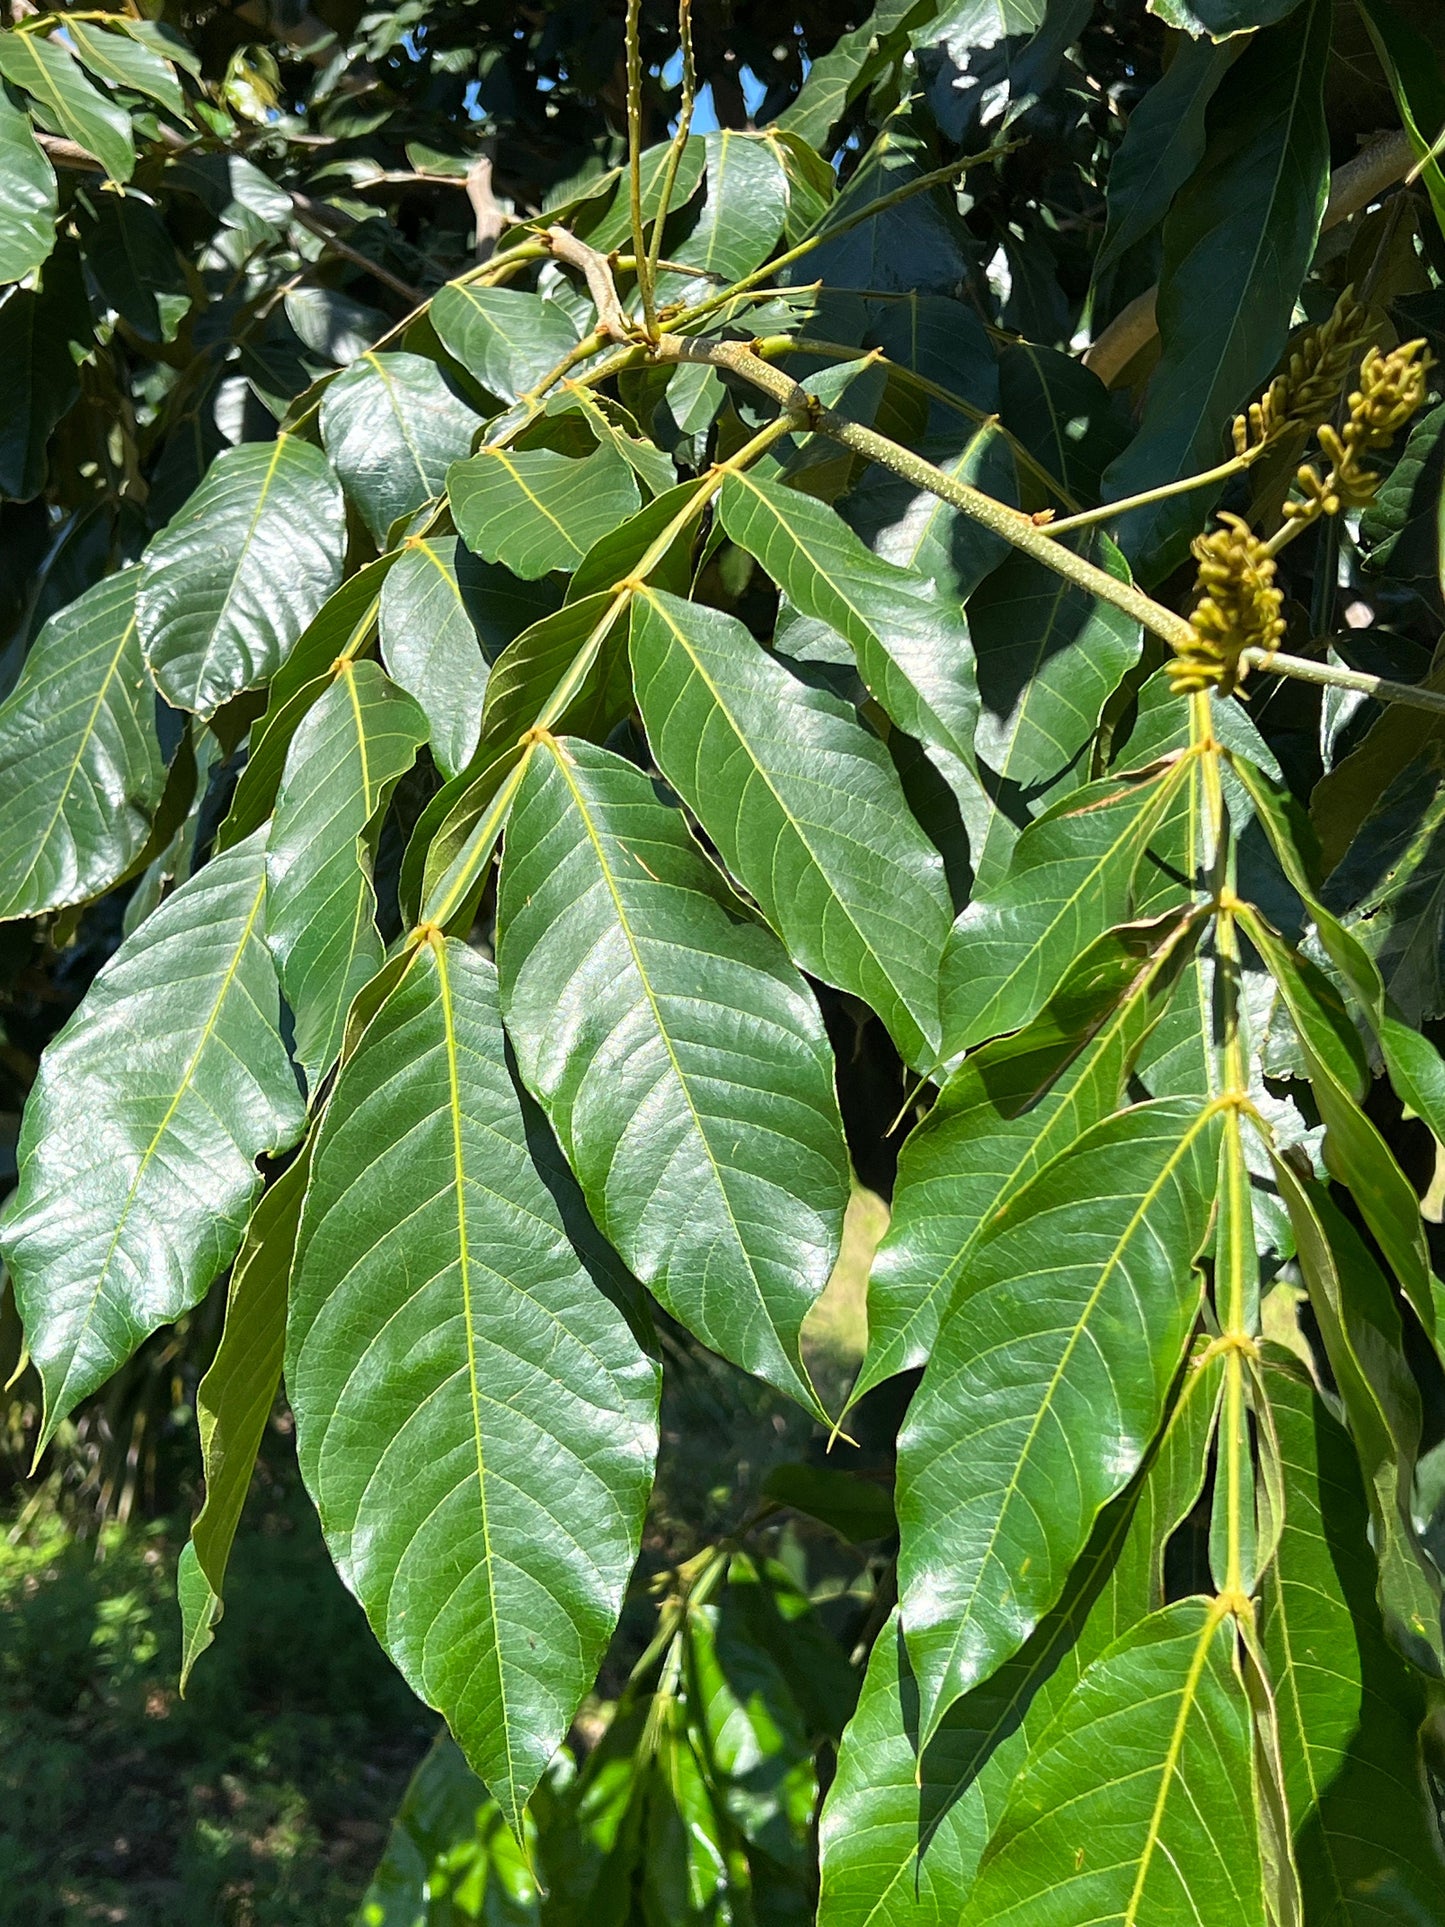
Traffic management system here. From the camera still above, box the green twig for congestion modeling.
[644,0,697,302]
[624,0,656,340]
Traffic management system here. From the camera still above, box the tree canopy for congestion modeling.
[3,0,1445,1920]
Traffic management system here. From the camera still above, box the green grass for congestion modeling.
[0,1479,432,1926]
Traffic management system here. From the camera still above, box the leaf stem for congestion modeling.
[1039,448,1263,537]
[1241,646,1445,712]
[421,408,804,932]
[624,0,657,341]
[644,0,697,302]
[751,334,1079,507]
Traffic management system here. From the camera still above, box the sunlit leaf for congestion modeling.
[0,567,166,919]
[265,660,428,1085]
[497,736,849,1409]
[631,585,953,1068]
[448,440,641,580]
[319,350,480,544]
[287,936,659,1834]
[960,1599,1263,1926]
[898,1096,1221,1738]
[138,435,346,716]
[1,831,305,1443]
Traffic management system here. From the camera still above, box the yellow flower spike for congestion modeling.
[1169,513,1286,697]
[1230,287,1371,457]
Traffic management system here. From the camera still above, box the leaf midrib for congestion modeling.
[0,604,138,918]
[638,586,938,1050]
[47,865,269,1433]
[543,742,801,1390]
[920,1101,1215,1738]
[429,937,521,1814]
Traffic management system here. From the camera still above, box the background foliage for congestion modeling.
[4,0,1445,1922]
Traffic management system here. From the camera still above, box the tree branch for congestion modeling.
[1084,129,1415,389]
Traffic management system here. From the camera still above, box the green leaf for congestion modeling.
[63,18,187,116]
[266,661,427,1087]
[80,192,189,343]
[777,0,934,149]
[0,831,305,1446]
[412,744,527,933]
[217,556,397,850]
[940,759,1188,1061]
[898,1095,1222,1737]
[630,586,953,1068]
[178,1142,312,1688]
[566,477,705,604]
[656,131,789,303]
[687,1567,818,1869]
[803,112,971,298]
[1269,1161,1444,1678]
[543,388,677,502]
[820,1355,1223,1925]
[1096,37,1240,273]
[717,468,980,777]
[1262,1359,1445,1921]
[0,27,134,181]
[1359,402,1445,596]
[319,351,480,545]
[0,264,84,501]
[1102,0,1331,577]
[496,737,849,1409]
[584,135,707,251]
[761,1462,896,1544]
[480,590,630,753]
[0,566,166,920]
[997,343,1131,509]
[379,534,557,778]
[357,1731,531,1927]
[1312,650,1445,876]
[970,534,1142,792]
[1323,751,1445,1027]
[1243,907,1436,1329]
[286,936,659,1834]
[430,282,582,404]
[0,78,56,283]
[1355,0,1445,240]
[959,1599,1263,1927]
[138,435,346,717]
[860,913,1198,1405]
[764,127,836,243]
[448,441,641,581]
